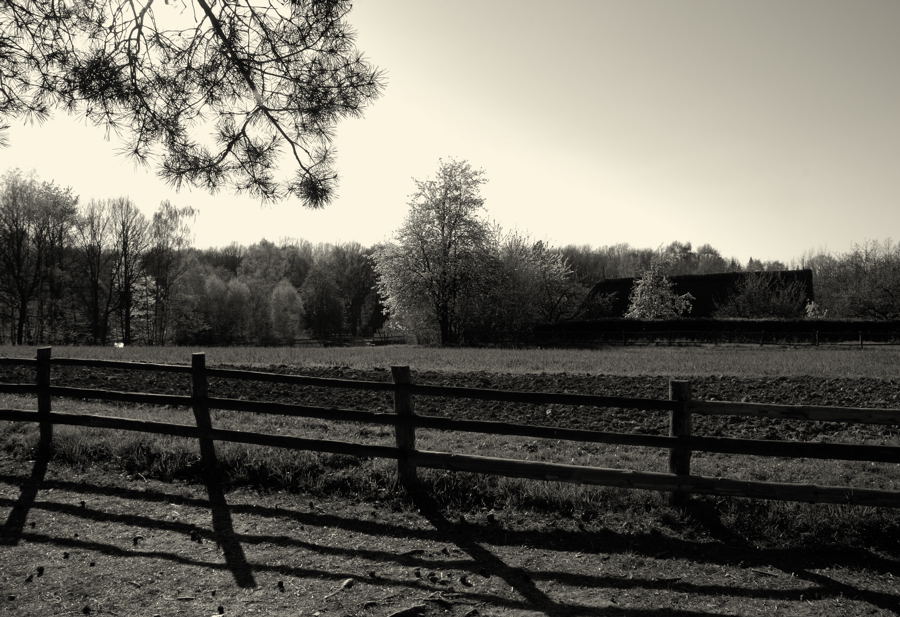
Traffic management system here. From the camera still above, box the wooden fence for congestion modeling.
[531,328,900,348]
[0,347,899,508]
[531,318,900,348]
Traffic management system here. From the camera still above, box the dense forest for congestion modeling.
[1,167,898,346]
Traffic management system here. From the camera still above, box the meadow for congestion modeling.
[1,342,899,378]
[0,342,897,535]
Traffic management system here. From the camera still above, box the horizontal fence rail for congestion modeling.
[691,399,900,425]
[49,386,193,408]
[206,366,395,392]
[0,357,35,367]
[0,409,402,460]
[210,396,401,426]
[3,406,897,508]
[409,382,678,411]
[409,450,900,508]
[411,414,900,463]
[54,357,194,373]
[0,383,37,395]
[0,347,898,509]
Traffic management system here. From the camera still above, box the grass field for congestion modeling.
[2,343,899,377]
[2,392,897,539]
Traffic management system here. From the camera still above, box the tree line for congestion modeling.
[372,160,900,343]
[0,169,384,346]
[2,164,899,347]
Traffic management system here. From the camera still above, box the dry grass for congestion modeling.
[1,390,897,522]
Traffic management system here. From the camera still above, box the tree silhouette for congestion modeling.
[0,169,77,344]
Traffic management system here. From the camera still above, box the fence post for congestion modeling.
[191,352,219,481]
[391,366,417,490]
[859,330,864,349]
[36,347,52,454]
[668,379,692,507]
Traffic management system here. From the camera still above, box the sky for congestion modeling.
[1,0,899,264]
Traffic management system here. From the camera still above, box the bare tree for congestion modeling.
[35,179,77,342]
[143,200,195,344]
[496,235,578,325]
[804,240,900,319]
[714,271,809,319]
[74,199,117,343]
[0,170,76,343]
[109,197,148,345]
[0,171,45,343]
[0,1,383,206]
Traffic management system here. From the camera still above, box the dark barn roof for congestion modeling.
[582,269,814,318]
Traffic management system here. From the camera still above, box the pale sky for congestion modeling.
[2,0,899,263]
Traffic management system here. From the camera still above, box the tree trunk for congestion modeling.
[439,310,452,346]
[16,302,27,345]
[121,289,133,345]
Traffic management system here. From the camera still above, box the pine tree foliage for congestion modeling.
[0,0,382,206]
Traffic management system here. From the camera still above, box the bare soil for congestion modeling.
[1,364,900,616]
[5,363,900,439]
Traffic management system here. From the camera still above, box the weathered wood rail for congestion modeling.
[0,347,899,508]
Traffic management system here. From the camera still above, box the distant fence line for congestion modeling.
[0,348,898,508]
[531,318,900,348]
[289,334,407,347]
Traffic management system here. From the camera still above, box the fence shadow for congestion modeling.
[0,456,256,589]
[678,498,900,614]
[2,468,898,616]
[405,487,900,617]
[202,465,256,588]
[3,470,898,573]
[0,440,51,546]
[411,490,568,616]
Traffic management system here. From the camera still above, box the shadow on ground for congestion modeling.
[2,464,899,617]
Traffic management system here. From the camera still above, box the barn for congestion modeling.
[580,269,815,318]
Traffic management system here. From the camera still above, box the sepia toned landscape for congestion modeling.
[2,1,900,616]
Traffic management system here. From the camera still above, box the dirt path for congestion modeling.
[2,456,899,617]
